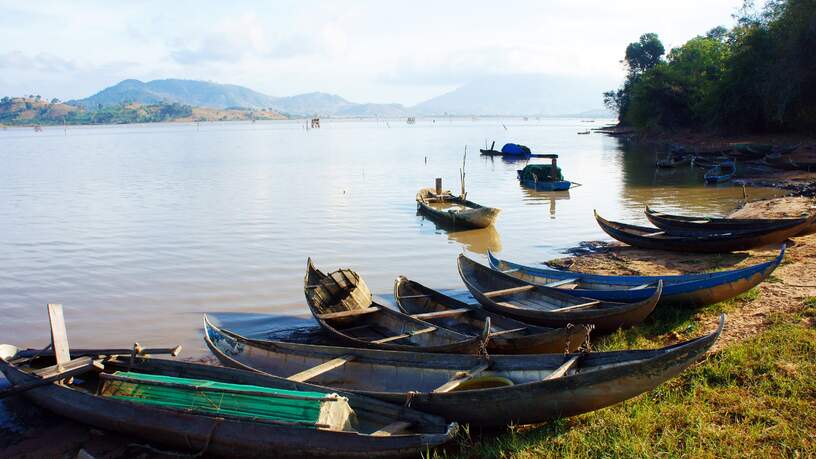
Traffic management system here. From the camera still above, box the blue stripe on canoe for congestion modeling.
[487,245,785,302]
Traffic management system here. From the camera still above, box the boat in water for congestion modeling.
[517,155,572,191]
[416,188,500,229]
[704,160,736,184]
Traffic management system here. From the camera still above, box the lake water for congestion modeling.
[0,118,784,356]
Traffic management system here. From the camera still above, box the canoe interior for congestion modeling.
[205,316,722,395]
[305,260,472,348]
[0,350,449,437]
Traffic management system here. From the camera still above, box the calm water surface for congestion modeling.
[0,119,784,355]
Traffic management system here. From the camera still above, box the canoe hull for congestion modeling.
[595,211,816,253]
[0,353,455,458]
[416,189,500,229]
[487,246,784,307]
[204,316,722,427]
[645,207,811,235]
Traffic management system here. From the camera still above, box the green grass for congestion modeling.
[429,298,816,458]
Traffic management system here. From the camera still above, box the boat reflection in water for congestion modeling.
[446,225,502,255]
[520,188,571,217]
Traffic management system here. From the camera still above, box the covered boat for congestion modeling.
[595,210,816,253]
[305,259,484,353]
[0,345,456,458]
[204,314,724,427]
[456,254,661,333]
[416,188,500,229]
[645,206,814,235]
[394,276,592,354]
[487,245,784,307]
[517,162,572,191]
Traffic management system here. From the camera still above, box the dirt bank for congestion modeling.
[550,196,816,351]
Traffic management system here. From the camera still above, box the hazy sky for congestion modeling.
[0,0,748,105]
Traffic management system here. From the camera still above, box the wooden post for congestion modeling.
[435,178,442,195]
[47,304,71,369]
[551,157,558,181]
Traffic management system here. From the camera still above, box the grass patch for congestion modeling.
[431,316,816,458]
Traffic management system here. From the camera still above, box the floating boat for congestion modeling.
[393,276,592,354]
[0,346,455,458]
[486,246,784,307]
[479,142,555,159]
[456,254,661,333]
[577,130,591,135]
[692,155,731,169]
[594,210,816,253]
[645,206,814,235]
[517,157,572,191]
[416,188,500,229]
[655,154,691,168]
[704,160,736,184]
[204,314,723,427]
[305,259,483,353]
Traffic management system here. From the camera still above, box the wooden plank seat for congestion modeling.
[433,362,492,393]
[371,327,436,344]
[550,300,601,313]
[629,283,652,290]
[543,278,580,288]
[483,285,535,298]
[543,355,582,380]
[371,421,413,437]
[487,327,527,337]
[316,307,381,320]
[409,308,471,320]
[287,355,356,383]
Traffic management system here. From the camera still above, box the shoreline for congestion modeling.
[2,196,814,458]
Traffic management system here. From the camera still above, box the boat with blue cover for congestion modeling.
[487,245,785,307]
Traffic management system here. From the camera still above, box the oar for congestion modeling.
[15,345,182,359]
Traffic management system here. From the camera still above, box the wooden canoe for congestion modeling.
[393,276,592,354]
[0,344,456,458]
[456,254,660,333]
[204,314,724,427]
[305,259,483,353]
[655,155,691,168]
[487,245,785,307]
[416,188,500,229]
[704,160,736,183]
[645,206,813,235]
[595,210,816,253]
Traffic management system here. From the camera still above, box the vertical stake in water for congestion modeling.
[460,146,467,200]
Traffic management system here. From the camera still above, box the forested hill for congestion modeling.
[605,0,816,133]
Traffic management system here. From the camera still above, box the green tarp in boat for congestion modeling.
[520,164,563,182]
[100,371,356,430]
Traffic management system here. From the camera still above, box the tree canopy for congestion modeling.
[606,0,816,133]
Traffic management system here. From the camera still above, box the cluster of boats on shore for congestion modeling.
[4,202,814,456]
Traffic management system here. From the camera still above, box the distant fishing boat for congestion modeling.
[656,154,691,168]
[517,154,572,191]
[704,160,736,184]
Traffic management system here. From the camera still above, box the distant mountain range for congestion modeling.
[69,76,615,118]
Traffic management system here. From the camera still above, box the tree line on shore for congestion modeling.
[605,0,815,133]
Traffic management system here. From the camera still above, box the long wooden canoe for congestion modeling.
[416,188,500,229]
[487,245,785,307]
[0,344,456,458]
[305,259,483,353]
[457,254,661,333]
[393,276,592,354]
[204,314,723,427]
[645,206,812,235]
[595,210,816,253]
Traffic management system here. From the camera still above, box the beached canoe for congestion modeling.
[305,259,483,353]
[456,254,661,333]
[204,314,723,427]
[416,188,500,229]
[645,206,813,235]
[393,276,592,354]
[0,345,456,458]
[486,245,784,307]
[595,210,816,253]
[704,160,736,183]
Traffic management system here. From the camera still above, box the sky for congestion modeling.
[0,0,750,105]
